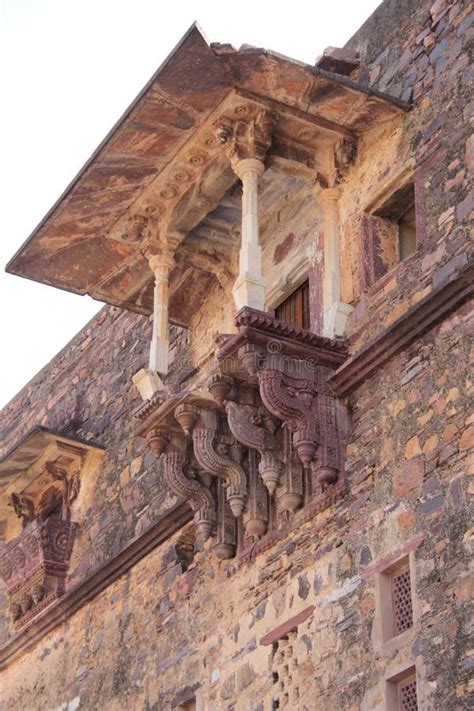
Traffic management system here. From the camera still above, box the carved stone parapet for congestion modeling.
[1,517,77,629]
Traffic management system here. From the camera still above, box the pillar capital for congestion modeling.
[319,187,341,203]
[232,157,265,182]
[215,108,277,166]
[148,250,175,278]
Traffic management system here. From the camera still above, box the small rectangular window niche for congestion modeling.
[386,667,418,711]
[378,555,414,642]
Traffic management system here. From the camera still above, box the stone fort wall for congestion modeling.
[0,0,472,709]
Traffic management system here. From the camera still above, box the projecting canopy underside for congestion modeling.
[6,25,408,326]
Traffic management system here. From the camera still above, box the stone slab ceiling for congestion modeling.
[6,24,408,326]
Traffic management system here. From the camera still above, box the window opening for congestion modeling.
[275,281,310,329]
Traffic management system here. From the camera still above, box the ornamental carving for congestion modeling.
[217,307,347,485]
[0,456,84,628]
[162,437,216,544]
[191,424,247,518]
[136,307,348,560]
[1,518,77,628]
[215,109,277,165]
[208,376,283,496]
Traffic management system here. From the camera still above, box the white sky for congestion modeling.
[0,0,380,409]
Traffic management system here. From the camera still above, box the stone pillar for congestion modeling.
[232,158,267,311]
[132,244,177,401]
[215,109,276,312]
[148,250,175,374]
[320,188,353,338]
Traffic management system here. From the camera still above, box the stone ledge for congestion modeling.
[0,502,192,670]
[330,261,474,397]
[260,605,315,645]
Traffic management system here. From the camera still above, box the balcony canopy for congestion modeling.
[0,426,104,539]
[6,25,409,327]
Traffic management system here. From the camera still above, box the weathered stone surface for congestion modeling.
[0,1,472,710]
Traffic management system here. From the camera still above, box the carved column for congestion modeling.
[279,426,304,512]
[216,109,276,311]
[319,188,353,338]
[315,393,339,484]
[244,449,268,538]
[148,248,176,375]
[215,478,237,559]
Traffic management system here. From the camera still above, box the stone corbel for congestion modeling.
[44,462,81,522]
[257,369,320,469]
[147,419,216,544]
[235,342,340,486]
[163,434,216,544]
[207,375,283,495]
[181,406,247,518]
[215,109,277,165]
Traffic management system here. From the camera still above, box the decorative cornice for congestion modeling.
[330,262,474,397]
[236,307,348,352]
[0,502,192,670]
[217,307,348,369]
[133,390,168,422]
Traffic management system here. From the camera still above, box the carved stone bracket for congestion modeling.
[1,517,77,629]
[257,369,320,469]
[208,375,283,495]
[162,447,216,543]
[44,462,81,521]
[215,109,277,166]
[135,308,348,560]
[0,432,102,629]
[191,423,247,518]
[216,307,348,484]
